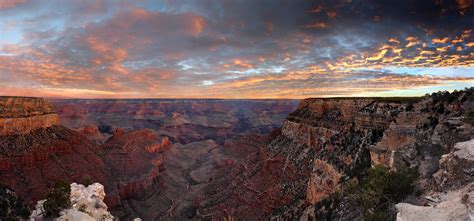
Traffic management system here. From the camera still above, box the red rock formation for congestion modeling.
[195,90,473,220]
[52,99,299,144]
[0,125,106,205]
[0,97,172,210]
[306,160,341,204]
[101,129,172,207]
[0,97,59,135]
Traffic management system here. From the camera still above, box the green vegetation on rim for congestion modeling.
[43,182,71,218]
[0,185,30,220]
[341,166,418,221]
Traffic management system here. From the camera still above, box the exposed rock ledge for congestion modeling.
[31,183,142,221]
[397,139,474,221]
[434,139,474,190]
[0,97,59,135]
[396,182,474,221]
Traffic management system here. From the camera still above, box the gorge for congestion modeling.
[0,88,473,220]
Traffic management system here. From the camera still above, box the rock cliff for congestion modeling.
[0,97,59,135]
[193,88,473,220]
[0,97,172,210]
[1,89,472,220]
[396,140,474,221]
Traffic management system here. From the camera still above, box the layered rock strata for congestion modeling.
[0,97,59,135]
[52,99,299,144]
[194,89,473,220]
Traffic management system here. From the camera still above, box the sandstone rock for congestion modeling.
[306,160,341,204]
[0,97,59,135]
[66,183,114,221]
[396,182,474,221]
[31,183,115,221]
[434,139,474,190]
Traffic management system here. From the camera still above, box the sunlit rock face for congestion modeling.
[306,160,342,204]
[0,97,60,135]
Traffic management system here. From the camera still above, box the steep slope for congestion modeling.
[194,89,473,220]
[0,96,59,136]
[0,97,170,211]
[1,90,472,220]
[0,98,106,205]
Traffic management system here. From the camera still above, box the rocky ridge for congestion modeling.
[193,89,473,220]
[0,97,172,210]
[0,97,59,136]
[1,89,472,220]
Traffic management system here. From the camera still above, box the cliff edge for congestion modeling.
[0,97,59,136]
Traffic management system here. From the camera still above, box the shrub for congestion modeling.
[464,110,474,125]
[43,181,71,218]
[342,166,418,221]
[0,185,30,220]
[78,176,94,186]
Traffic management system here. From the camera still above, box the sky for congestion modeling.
[0,0,473,98]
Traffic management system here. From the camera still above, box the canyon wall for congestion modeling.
[0,97,171,208]
[1,90,472,220]
[194,89,473,220]
[0,97,295,216]
[52,99,299,144]
[0,97,59,136]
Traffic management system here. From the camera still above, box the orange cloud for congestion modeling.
[308,5,323,13]
[303,22,327,29]
[432,37,449,44]
[224,59,254,70]
[191,16,204,36]
[327,11,337,19]
[0,0,27,9]
[331,30,472,70]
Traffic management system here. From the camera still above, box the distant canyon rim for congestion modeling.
[0,88,473,220]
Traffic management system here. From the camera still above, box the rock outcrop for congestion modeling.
[2,89,473,220]
[0,97,59,135]
[396,139,474,221]
[0,125,107,205]
[396,182,474,221]
[0,97,172,210]
[434,139,474,190]
[192,89,474,220]
[30,183,115,221]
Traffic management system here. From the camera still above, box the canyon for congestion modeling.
[0,89,473,220]
[52,99,299,144]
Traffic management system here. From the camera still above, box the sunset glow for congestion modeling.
[0,0,473,98]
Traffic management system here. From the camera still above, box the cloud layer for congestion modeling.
[0,0,472,98]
